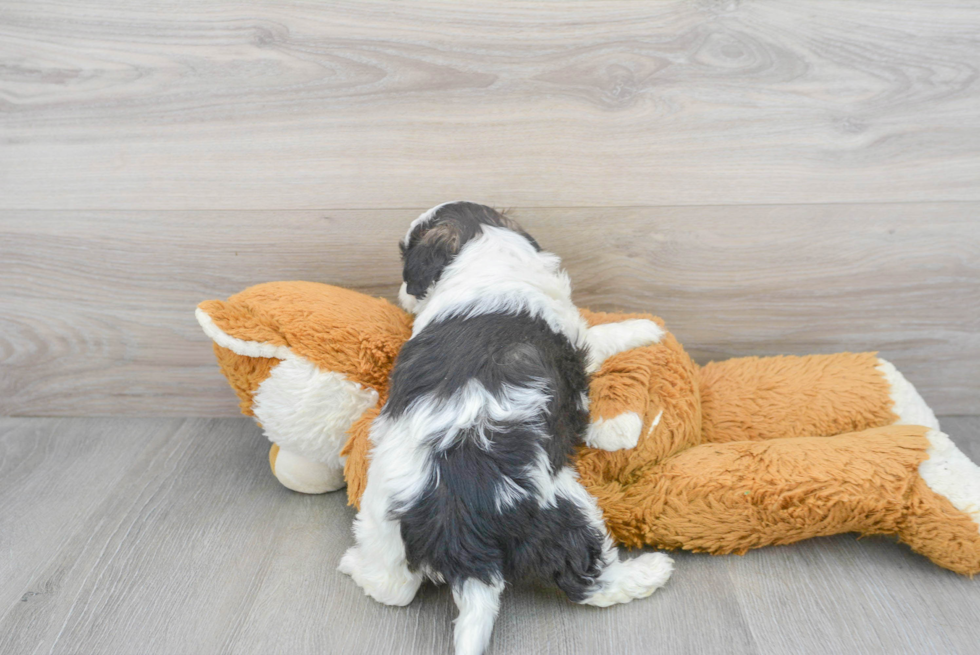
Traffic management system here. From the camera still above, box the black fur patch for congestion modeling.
[400,202,540,300]
[385,311,603,600]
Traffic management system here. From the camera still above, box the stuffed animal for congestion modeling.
[197,281,980,576]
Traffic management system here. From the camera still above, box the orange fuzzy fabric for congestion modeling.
[699,353,898,443]
[200,282,980,575]
[211,345,280,417]
[588,426,928,551]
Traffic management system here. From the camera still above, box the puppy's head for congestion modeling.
[398,202,539,312]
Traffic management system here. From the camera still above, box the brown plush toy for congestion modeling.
[197,281,980,576]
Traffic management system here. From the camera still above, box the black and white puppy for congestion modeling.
[339,202,672,655]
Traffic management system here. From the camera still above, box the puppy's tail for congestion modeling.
[452,576,505,655]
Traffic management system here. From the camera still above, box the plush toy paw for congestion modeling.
[898,430,980,575]
[585,410,662,451]
[269,444,346,494]
[585,319,665,373]
[585,413,643,451]
[896,429,980,576]
[338,546,423,606]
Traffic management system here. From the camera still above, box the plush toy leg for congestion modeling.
[583,329,702,470]
[699,353,934,443]
[340,406,381,510]
[582,319,669,451]
[268,444,346,494]
[903,429,980,575]
[585,361,654,452]
[588,424,980,575]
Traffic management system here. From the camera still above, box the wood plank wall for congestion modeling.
[2,1,978,416]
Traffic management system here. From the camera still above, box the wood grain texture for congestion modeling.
[0,418,185,611]
[1,1,979,210]
[1,416,978,654]
[2,204,978,416]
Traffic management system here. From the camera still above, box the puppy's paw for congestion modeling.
[585,412,643,451]
[618,319,666,349]
[338,546,422,606]
[586,319,665,372]
[620,552,674,600]
[580,551,674,607]
[337,546,360,577]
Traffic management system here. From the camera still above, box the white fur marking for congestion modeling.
[919,429,980,534]
[522,450,568,509]
[398,281,418,313]
[877,358,940,430]
[494,475,529,512]
[585,409,661,451]
[381,379,551,455]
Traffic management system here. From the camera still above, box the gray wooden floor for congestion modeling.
[2,416,978,655]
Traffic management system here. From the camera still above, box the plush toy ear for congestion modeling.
[196,300,291,417]
[196,299,292,360]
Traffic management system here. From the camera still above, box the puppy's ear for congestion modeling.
[402,223,462,299]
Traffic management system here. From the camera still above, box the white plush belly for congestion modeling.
[252,354,378,465]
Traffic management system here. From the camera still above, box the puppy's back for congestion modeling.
[382,310,600,593]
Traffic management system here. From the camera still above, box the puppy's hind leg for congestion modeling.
[338,477,423,606]
[452,576,505,655]
[551,467,673,607]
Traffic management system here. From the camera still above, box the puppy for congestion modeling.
[339,202,672,655]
